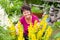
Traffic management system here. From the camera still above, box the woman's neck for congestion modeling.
[25,16,32,24]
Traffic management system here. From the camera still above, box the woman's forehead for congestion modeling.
[23,9,30,12]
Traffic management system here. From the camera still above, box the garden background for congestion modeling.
[0,0,60,40]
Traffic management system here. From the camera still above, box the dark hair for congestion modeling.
[21,5,31,13]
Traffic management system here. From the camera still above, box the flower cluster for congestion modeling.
[7,15,53,40]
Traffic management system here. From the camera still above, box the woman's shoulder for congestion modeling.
[19,16,25,22]
[20,16,24,20]
[32,14,40,22]
[19,16,25,24]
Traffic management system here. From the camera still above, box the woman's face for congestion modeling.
[23,9,31,18]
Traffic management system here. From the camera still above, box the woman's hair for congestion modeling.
[21,5,31,13]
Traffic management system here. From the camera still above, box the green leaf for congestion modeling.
[53,32,60,39]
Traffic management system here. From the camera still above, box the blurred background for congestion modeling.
[0,0,60,40]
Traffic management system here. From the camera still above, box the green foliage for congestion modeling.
[54,22,60,27]
[52,22,60,30]
[0,26,13,40]
[51,22,60,40]
[31,6,43,13]
[26,0,44,5]
[53,32,60,40]
[0,0,23,16]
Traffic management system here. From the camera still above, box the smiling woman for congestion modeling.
[19,5,40,40]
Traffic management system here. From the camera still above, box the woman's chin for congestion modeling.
[26,16,30,19]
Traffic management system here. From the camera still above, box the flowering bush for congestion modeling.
[1,15,53,40]
[28,15,53,40]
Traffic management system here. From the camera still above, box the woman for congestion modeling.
[20,5,39,40]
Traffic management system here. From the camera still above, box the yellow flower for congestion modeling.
[33,20,39,32]
[31,34,37,40]
[8,18,16,39]
[42,22,47,32]
[40,15,48,26]
[43,26,53,40]
[28,22,38,40]
[37,22,47,40]
[17,21,24,40]
[37,15,48,40]
[28,15,49,40]
[37,30,43,40]
[18,36,25,40]
[28,22,33,38]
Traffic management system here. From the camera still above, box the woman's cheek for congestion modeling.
[23,13,27,16]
